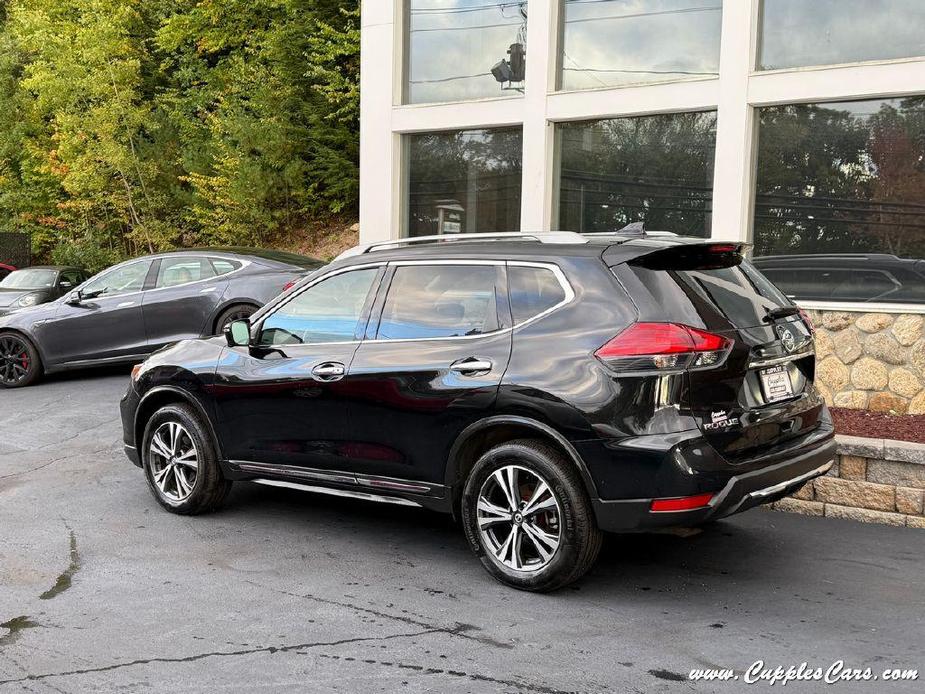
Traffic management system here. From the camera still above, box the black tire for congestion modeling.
[0,331,43,388]
[141,403,232,515]
[461,439,603,592]
[214,304,257,335]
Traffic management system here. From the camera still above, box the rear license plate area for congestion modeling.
[759,364,794,403]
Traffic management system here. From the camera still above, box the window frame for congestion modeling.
[363,259,575,343]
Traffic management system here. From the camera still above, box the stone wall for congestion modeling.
[807,309,925,413]
[770,435,925,527]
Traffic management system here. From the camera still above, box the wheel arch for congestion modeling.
[0,327,47,368]
[445,415,599,519]
[135,385,224,462]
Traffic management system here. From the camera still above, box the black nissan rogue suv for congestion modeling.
[120,231,836,591]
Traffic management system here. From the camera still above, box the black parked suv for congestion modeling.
[120,232,836,591]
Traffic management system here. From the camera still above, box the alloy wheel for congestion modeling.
[149,421,199,502]
[0,335,32,386]
[476,464,562,572]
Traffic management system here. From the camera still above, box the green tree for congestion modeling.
[0,0,360,271]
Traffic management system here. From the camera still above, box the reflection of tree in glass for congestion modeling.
[558,112,717,236]
[754,98,925,260]
[407,128,522,237]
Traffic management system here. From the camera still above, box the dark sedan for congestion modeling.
[0,266,86,317]
[0,263,14,280]
[0,248,323,387]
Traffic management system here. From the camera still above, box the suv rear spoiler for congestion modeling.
[603,241,752,269]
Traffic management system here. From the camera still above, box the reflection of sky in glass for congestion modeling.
[560,0,722,91]
[407,1,527,104]
[759,0,925,70]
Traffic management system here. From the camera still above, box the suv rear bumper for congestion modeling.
[589,426,836,532]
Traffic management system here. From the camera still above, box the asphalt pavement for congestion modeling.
[0,369,923,693]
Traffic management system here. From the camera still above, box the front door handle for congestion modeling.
[450,357,493,375]
[312,362,346,382]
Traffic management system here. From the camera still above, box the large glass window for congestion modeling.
[758,0,925,71]
[405,127,522,237]
[556,112,717,236]
[753,97,925,304]
[378,265,501,340]
[558,0,722,91]
[405,1,527,104]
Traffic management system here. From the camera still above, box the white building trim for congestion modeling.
[360,0,925,312]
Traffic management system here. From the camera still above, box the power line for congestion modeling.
[410,1,523,15]
[563,67,717,76]
[410,19,522,33]
[563,5,721,26]
[411,5,720,32]
[409,72,491,84]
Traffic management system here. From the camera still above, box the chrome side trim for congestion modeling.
[356,478,432,494]
[748,460,834,499]
[237,461,356,486]
[748,348,815,370]
[233,460,439,496]
[710,459,834,514]
[362,260,575,343]
[252,478,422,507]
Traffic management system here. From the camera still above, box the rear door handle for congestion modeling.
[450,357,493,375]
[312,362,346,382]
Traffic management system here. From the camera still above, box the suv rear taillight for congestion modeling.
[798,308,815,335]
[594,322,732,373]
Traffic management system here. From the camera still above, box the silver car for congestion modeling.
[0,248,323,387]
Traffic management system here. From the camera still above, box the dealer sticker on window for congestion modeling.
[760,364,794,403]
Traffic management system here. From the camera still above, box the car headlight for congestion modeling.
[15,293,40,308]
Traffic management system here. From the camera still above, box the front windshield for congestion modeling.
[0,269,57,290]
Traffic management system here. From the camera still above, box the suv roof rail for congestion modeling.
[580,230,679,238]
[335,231,587,260]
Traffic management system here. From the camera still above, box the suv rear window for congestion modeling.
[508,266,566,324]
[377,265,501,340]
[627,257,791,329]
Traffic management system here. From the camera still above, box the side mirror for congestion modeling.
[225,319,252,347]
[65,290,83,306]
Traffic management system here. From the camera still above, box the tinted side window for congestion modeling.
[156,257,214,288]
[508,266,566,324]
[377,265,500,340]
[83,261,152,298]
[210,258,241,276]
[259,269,378,346]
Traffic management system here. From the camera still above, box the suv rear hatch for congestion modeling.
[609,242,825,463]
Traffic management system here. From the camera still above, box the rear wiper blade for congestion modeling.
[764,306,801,322]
